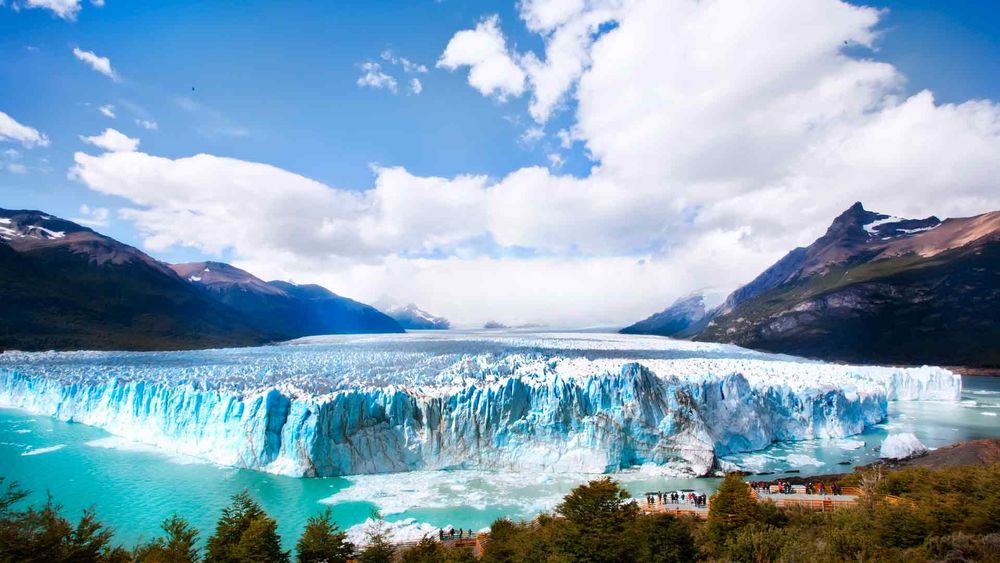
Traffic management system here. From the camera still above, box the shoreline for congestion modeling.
[747,438,1000,485]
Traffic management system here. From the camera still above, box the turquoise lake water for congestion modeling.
[0,376,997,549]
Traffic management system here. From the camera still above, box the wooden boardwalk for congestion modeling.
[639,498,710,519]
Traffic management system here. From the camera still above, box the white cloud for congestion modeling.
[72,204,109,227]
[80,128,139,152]
[90,0,103,6]
[23,0,80,20]
[72,47,117,80]
[69,0,1000,326]
[98,104,116,118]
[520,126,544,145]
[547,152,564,169]
[440,2,623,122]
[357,62,398,93]
[438,15,527,100]
[135,119,158,130]
[0,111,49,148]
[556,128,574,148]
[2,148,28,175]
[410,78,423,95]
[381,49,429,73]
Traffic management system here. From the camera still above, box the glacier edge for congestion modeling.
[0,356,961,478]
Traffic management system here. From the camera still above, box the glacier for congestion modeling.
[0,331,961,477]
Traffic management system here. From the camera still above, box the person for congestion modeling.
[450,529,455,539]
[439,529,444,541]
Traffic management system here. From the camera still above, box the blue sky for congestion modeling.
[1,0,998,326]
[1,0,586,259]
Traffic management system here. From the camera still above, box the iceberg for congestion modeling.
[0,332,961,477]
[880,433,929,460]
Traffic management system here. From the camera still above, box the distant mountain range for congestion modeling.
[623,203,1000,368]
[0,208,402,351]
[620,293,712,339]
[375,302,450,330]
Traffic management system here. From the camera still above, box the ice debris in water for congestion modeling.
[880,433,929,460]
[0,332,961,477]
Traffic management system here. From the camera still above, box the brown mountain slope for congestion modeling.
[694,203,1000,367]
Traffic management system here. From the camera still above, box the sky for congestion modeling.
[1,0,998,328]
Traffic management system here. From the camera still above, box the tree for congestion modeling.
[632,513,697,563]
[725,523,788,563]
[134,514,201,562]
[481,518,519,563]
[205,490,288,563]
[355,513,395,563]
[233,517,287,562]
[295,508,353,563]
[707,474,759,550]
[398,537,444,563]
[552,477,639,563]
[0,477,125,563]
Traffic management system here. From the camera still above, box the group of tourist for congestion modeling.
[438,528,475,541]
[645,491,708,508]
[749,480,843,496]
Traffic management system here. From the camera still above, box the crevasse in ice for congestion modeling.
[0,332,961,477]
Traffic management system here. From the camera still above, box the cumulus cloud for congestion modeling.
[98,104,115,118]
[0,111,49,148]
[2,148,28,174]
[409,78,423,95]
[80,128,139,152]
[357,62,398,93]
[72,204,109,227]
[72,47,117,80]
[381,49,429,73]
[21,0,80,20]
[440,1,623,122]
[70,0,1000,326]
[438,15,527,100]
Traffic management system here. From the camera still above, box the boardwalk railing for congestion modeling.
[639,497,710,519]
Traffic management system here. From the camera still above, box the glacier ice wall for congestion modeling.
[0,332,962,477]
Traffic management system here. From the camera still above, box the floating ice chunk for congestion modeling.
[837,439,865,450]
[880,433,928,460]
[346,517,442,546]
[21,444,65,456]
[784,454,823,467]
[85,436,204,465]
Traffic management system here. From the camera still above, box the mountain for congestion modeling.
[0,209,267,351]
[376,302,450,330]
[620,293,712,338]
[694,203,1000,368]
[0,208,403,352]
[170,262,404,337]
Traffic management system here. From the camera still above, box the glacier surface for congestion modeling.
[0,331,961,477]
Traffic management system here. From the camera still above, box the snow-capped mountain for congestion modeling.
[170,262,403,338]
[620,292,715,338]
[0,208,265,351]
[623,202,1000,367]
[376,302,450,330]
[697,203,1000,367]
[0,208,402,351]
